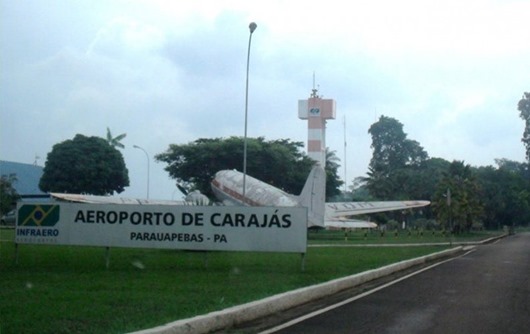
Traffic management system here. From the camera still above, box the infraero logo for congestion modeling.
[309,108,320,115]
[18,205,60,227]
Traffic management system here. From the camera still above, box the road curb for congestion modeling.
[130,246,463,334]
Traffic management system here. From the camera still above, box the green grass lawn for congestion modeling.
[0,228,501,334]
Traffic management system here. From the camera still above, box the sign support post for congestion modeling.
[105,247,111,269]
[14,243,19,265]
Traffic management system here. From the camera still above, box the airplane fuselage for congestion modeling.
[211,170,299,207]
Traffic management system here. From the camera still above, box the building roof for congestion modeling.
[0,160,48,198]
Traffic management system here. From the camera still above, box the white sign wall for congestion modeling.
[15,203,307,253]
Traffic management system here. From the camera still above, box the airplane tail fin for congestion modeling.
[298,165,326,227]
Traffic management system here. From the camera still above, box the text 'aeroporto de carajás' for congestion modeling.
[73,210,293,228]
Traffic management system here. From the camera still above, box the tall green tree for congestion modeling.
[476,160,530,229]
[40,134,130,195]
[518,92,530,162]
[106,127,127,149]
[365,115,428,199]
[0,174,20,214]
[368,116,428,175]
[156,137,342,200]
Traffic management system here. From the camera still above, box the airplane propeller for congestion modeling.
[176,184,188,196]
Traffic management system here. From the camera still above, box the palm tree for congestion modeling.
[106,127,126,149]
[433,161,483,233]
[325,148,344,199]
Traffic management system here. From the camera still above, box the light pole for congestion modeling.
[243,22,257,199]
[446,188,452,233]
[133,145,150,199]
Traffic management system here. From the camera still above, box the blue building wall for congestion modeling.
[0,160,49,199]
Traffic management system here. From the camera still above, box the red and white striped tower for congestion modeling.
[298,88,336,167]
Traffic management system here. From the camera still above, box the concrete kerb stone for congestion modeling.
[476,233,507,244]
[129,247,463,334]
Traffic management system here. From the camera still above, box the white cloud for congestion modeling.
[86,17,166,57]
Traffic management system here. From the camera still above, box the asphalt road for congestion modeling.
[264,232,530,334]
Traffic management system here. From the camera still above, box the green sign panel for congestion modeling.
[18,205,60,227]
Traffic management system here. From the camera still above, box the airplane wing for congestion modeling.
[49,193,190,205]
[325,200,430,218]
[321,200,430,229]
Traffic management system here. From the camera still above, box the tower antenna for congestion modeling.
[311,71,319,98]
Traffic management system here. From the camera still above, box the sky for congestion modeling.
[1,0,529,200]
